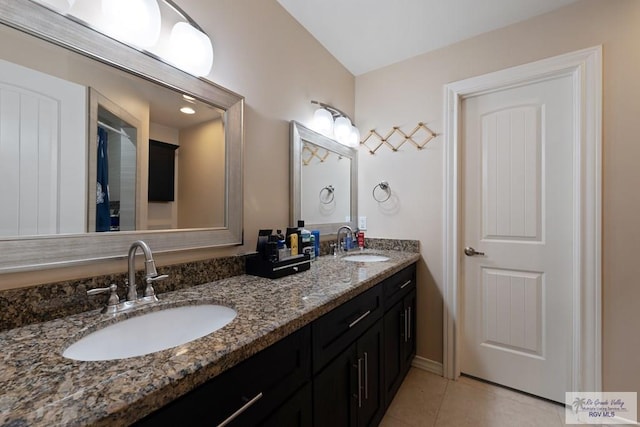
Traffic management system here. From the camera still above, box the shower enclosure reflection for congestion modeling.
[96,107,138,232]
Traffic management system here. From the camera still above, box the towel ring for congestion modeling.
[373,181,391,202]
[319,185,335,204]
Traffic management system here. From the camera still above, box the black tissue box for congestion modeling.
[246,253,311,279]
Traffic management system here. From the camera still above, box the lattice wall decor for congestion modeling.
[302,142,343,166]
[360,122,438,154]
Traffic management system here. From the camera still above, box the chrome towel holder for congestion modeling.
[319,185,335,204]
[373,181,391,202]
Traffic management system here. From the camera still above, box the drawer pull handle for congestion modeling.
[348,310,371,328]
[364,351,369,400]
[400,280,412,289]
[357,357,363,408]
[217,392,263,427]
[404,308,408,343]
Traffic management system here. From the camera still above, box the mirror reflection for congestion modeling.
[300,141,351,224]
[96,106,138,232]
[0,22,225,238]
[290,121,358,235]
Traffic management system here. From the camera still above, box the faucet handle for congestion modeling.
[87,283,119,307]
[144,274,168,297]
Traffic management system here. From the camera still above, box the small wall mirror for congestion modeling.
[290,121,357,235]
[0,0,243,273]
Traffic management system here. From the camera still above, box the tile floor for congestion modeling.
[380,368,568,426]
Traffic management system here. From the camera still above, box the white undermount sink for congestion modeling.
[342,254,390,263]
[62,304,237,361]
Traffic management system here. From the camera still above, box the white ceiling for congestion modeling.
[277,0,580,76]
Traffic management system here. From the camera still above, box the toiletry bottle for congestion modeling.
[312,230,320,257]
[286,227,300,256]
[289,232,299,256]
[357,231,365,250]
[309,233,316,261]
[344,232,352,251]
[276,229,288,260]
[298,220,313,259]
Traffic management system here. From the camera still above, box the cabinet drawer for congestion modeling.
[312,284,382,373]
[135,325,311,427]
[383,264,416,311]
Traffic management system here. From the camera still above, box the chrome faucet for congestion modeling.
[127,240,167,302]
[336,225,354,254]
[87,240,168,314]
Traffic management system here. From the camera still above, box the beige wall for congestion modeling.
[355,0,640,396]
[178,119,225,228]
[1,0,354,288]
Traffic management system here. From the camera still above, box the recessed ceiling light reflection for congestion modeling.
[180,106,196,115]
[182,94,196,103]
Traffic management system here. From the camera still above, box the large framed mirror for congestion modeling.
[0,0,243,273]
[290,121,357,236]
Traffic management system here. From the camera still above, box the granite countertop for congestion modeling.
[0,249,419,426]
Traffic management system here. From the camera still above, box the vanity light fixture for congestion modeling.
[100,0,162,49]
[167,21,214,77]
[31,0,214,77]
[311,100,361,148]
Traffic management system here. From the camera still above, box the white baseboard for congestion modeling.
[411,355,443,376]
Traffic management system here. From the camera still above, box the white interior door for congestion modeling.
[0,58,86,236]
[461,74,575,403]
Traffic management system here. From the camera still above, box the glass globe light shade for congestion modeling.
[167,22,215,77]
[334,116,352,146]
[100,0,161,49]
[346,125,361,148]
[313,108,334,137]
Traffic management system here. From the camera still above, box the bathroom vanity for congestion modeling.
[136,261,416,427]
[0,250,418,426]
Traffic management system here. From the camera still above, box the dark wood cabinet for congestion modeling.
[355,321,384,427]
[313,340,357,427]
[313,321,384,427]
[134,325,311,427]
[261,382,312,427]
[311,284,383,374]
[135,262,417,427]
[382,266,417,407]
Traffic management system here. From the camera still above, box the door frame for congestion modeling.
[442,46,602,394]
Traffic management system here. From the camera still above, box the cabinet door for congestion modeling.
[356,320,384,427]
[261,382,312,427]
[313,344,358,427]
[383,298,404,406]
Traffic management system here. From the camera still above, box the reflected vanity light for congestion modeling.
[31,0,214,77]
[311,101,360,148]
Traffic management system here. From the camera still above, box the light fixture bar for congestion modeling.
[161,0,207,34]
[311,100,355,125]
